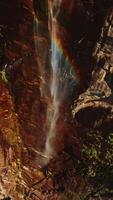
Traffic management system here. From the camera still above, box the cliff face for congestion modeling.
[72,8,113,199]
[0,0,113,200]
[73,8,113,133]
[0,1,45,199]
[0,82,23,199]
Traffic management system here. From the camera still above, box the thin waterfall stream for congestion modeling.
[33,0,78,166]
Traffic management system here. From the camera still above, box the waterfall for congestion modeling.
[33,0,78,166]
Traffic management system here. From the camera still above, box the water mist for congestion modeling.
[34,0,77,166]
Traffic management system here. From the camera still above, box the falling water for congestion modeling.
[34,0,78,165]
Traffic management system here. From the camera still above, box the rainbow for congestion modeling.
[51,34,80,83]
[33,0,81,84]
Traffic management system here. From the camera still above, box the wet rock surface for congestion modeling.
[0,0,113,200]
